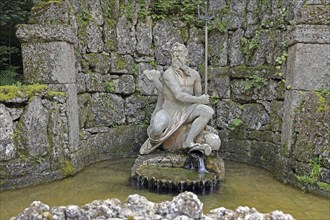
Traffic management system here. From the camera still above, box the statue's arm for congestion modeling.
[163,70,208,104]
[192,69,202,96]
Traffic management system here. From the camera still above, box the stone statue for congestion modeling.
[140,42,220,156]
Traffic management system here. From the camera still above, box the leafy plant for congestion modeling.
[296,157,322,185]
[228,118,243,130]
[105,81,115,93]
[243,74,268,91]
[0,66,17,86]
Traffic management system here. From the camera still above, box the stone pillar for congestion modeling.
[280,1,330,178]
[16,24,79,153]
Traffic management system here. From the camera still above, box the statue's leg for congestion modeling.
[183,104,214,149]
[148,110,171,140]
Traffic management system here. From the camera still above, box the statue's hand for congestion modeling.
[199,94,210,104]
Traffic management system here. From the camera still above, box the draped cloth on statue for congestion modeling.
[139,103,197,155]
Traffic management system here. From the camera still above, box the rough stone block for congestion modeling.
[0,104,16,161]
[112,75,135,95]
[16,24,76,44]
[280,90,306,157]
[85,74,112,92]
[22,42,76,84]
[85,53,111,74]
[117,16,136,55]
[241,103,270,130]
[287,25,330,46]
[297,5,330,25]
[136,17,153,56]
[209,74,230,99]
[15,97,49,156]
[153,20,183,65]
[89,93,125,127]
[216,100,243,129]
[110,53,135,74]
[287,43,330,90]
[125,95,156,125]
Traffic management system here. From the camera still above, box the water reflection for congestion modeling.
[0,158,329,220]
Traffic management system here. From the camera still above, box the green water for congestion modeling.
[0,158,329,220]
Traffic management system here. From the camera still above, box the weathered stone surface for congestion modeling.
[287,43,330,90]
[216,100,243,129]
[16,97,49,156]
[136,16,153,56]
[209,74,230,99]
[86,22,104,53]
[297,4,330,25]
[45,99,67,168]
[78,93,94,128]
[228,0,245,30]
[226,140,252,163]
[281,90,306,157]
[85,73,112,92]
[241,103,270,130]
[0,104,16,161]
[87,0,104,26]
[287,25,330,46]
[251,141,277,170]
[7,107,23,121]
[270,101,284,132]
[125,95,155,125]
[293,92,330,163]
[153,20,183,65]
[16,24,76,44]
[209,32,228,66]
[110,53,135,74]
[187,27,204,67]
[89,93,125,127]
[112,75,135,95]
[228,29,245,66]
[117,16,136,55]
[29,0,70,24]
[21,42,76,84]
[85,53,111,74]
[231,79,279,102]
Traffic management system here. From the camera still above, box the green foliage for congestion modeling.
[243,75,268,91]
[240,34,260,61]
[210,94,220,105]
[317,182,330,191]
[0,0,33,83]
[30,155,44,164]
[105,81,115,93]
[296,157,322,185]
[0,66,17,86]
[61,160,76,177]
[150,60,158,68]
[228,118,243,130]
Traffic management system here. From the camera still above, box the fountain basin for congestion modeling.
[131,153,225,194]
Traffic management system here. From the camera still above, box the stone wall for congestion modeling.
[0,0,329,196]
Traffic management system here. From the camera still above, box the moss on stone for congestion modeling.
[61,160,76,177]
[0,84,48,101]
[115,56,127,70]
[315,91,329,112]
[47,90,67,97]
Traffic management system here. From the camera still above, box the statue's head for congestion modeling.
[171,42,188,66]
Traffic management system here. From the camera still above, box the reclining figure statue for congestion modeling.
[140,42,220,156]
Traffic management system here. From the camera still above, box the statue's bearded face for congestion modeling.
[171,43,189,70]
